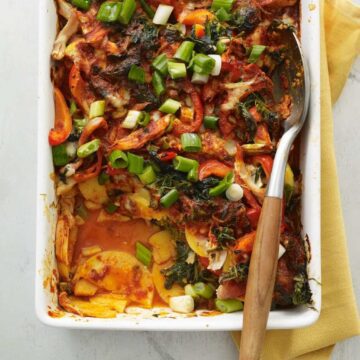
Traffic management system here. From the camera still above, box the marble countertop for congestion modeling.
[0,1,358,359]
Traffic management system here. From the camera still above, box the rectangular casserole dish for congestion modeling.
[36,0,321,330]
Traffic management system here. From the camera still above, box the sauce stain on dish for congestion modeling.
[74,210,159,264]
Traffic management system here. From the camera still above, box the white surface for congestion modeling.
[0,1,357,359]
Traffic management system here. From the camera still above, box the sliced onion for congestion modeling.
[153,5,174,25]
[207,250,227,271]
[122,110,142,129]
[208,54,222,76]
[226,183,244,202]
[191,72,209,84]
[224,139,237,156]
[169,295,194,314]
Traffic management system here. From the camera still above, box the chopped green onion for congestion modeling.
[215,298,243,313]
[77,139,101,158]
[204,115,219,129]
[109,150,128,169]
[118,0,136,24]
[74,118,87,133]
[211,0,234,12]
[122,110,143,129]
[105,203,119,214]
[152,71,166,97]
[193,54,216,75]
[89,100,106,119]
[160,189,179,208]
[151,54,168,76]
[248,45,266,63]
[70,100,77,115]
[97,2,122,22]
[209,171,234,196]
[216,40,227,54]
[191,73,209,84]
[173,156,198,172]
[98,171,110,185]
[52,143,73,166]
[136,242,152,266]
[184,284,199,298]
[76,203,88,219]
[174,41,195,63]
[181,133,202,152]
[139,0,155,18]
[193,282,214,299]
[138,165,157,184]
[128,64,145,84]
[187,165,199,182]
[72,0,91,11]
[159,99,181,114]
[168,61,187,79]
[153,4,174,25]
[215,8,231,21]
[208,54,222,76]
[127,153,144,174]
[138,112,150,127]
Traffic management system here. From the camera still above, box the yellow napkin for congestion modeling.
[232,0,360,358]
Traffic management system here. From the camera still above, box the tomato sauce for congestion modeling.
[73,210,159,265]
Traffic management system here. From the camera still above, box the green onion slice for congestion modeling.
[52,143,73,166]
[97,2,122,22]
[181,133,202,152]
[174,41,195,63]
[211,0,234,12]
[109,150,128,169]
[89,100,106,119]
[204,115,219,129]
[138,165,157,184]
[127,153,144,174]
[151,54,168,76]
[128,64,145,84]
[72,0,92,11]
[193,282,214,299]
[215,298,243,313]
[168,61,187,79]
[160,188,179,208]
[215,8,231,21]
[173,156,198,172]
[77,139,101,158]
[139,0,155,18]
[118,0,136,24]
[209,171,234,196]
[159,99,181,114]
[216,41,227,54]
[152,71,166,97]
[136,242,152,266]
[138,112,151,127]
[187,165,199,182]
[248,45,266,63]
[193,54,216,75]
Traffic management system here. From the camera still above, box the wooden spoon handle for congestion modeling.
[239,196,282,360]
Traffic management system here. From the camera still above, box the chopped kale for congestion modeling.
[229,7,260,34]
[292,273,312,305]
[238,102,257,140]
[219,263,249,283]
[211,226,236,248]
[161,241,199,289]
[130,84,159,109]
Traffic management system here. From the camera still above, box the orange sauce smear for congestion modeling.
[73,210,168,308]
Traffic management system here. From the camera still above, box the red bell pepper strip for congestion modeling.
[246,207,261,228]
[172,86,204,135]
[254,124,272,145]
[198,160,232,181]
[158,151,177,161]
[74,149,103,183]
[69,64,95,113]
[48,87,72,146]
[78,117,108,146]
[232,231,256,253]
[251,155,274,179]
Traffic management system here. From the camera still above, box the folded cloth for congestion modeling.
[232,0,360,358]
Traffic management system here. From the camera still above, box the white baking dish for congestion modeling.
[36,0,321,330]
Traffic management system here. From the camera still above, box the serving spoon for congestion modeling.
[239,28,310,360]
